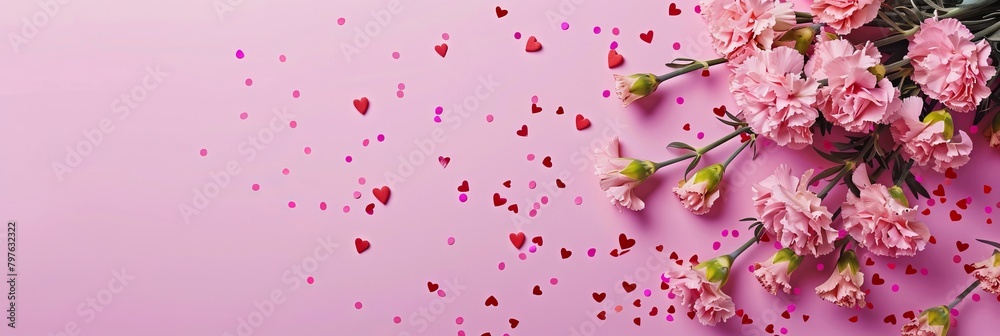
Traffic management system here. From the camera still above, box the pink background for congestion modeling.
[2,0,998,335]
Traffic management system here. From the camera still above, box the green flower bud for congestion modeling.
[868,64,886,82]
[772,248,804,274]
[775,26,816,55]
[696,255,733,286]
[690,164,725,193]
[619,159,657,182]
[888,185,910,208]
[923,110,955,140]
[922,306,952,335]
[837,249,861,275]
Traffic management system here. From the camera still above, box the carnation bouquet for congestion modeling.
[600,0,1000,333]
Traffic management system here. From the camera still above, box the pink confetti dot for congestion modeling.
[518,253,527,260]
[292,90,300,98]
[245,78,253,86]
[612,27,620,35]
[353,191,362,199]
[513,32,521,39]
[306,276,314,284]
[319,202,327,210]
[793,287,801,295]
[954,255,962,263]
[532,202,541,210]
[377,134,385,142]
[773,241,782,249]
[397,83,405,90]
[574,196,583,205]
[447,237,456,245]
[527,154,535,161]
[816,263,825,271]
[528,181,537,189]
[498,262,505,270]
[343,206,350,213]
[235,49,245,59]
[442,33,450,40]
[673,42,681,50]
[986,206,993,214]
[712,241,721,250]
[540,196,549,204]
[304,147,312,154]
[337,18,345,25]
[892,284,900,292]
[587,248,596,257]
[457,331,465,336]
[251,184,260,191]
[363,139,370,147]
[289,120,297,128]
[787,304,796,313]
[780,328,788,334]
[610,41,618,49]
[455,316,463,324]
[282,168,290,175]
[561,22,569,30]
[970,125,979,134]
[345,155,353,163]
[676,97,684,104]
[434,116,442,123]
[239,112,248,120]
[972,293,981,302]
[393,316,402,324]
[279,54,286,62]
[354,302,362,309]
[288,201,296,208]
[732,230,739,237]
[199,149,207,156]
[392,51,400,59]
[486,114,494,122]
[528,245,537,253]
[551,278,559,285]
[458,193,468,202]
[697,132,705,139]
[921,268,929,275]
[528,209,537,217]
[358,177,366,185]
[602,90,611,98]
[396,90,404,98]
[593,26,601,34]
[721,230,729,237]
[531,95,539,104]
[748,265,755,272]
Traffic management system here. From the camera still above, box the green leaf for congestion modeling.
[832,142,857,151]
[684,155,702,180]
[740,217,758,222]
[904,175,930,199]
[809,165,843,186]
[977,239,1000,250]
[667,142,696,151]
[844,173,861,197]
[813,147,845,164]
[716,117,743,127]
[666,58,698,68]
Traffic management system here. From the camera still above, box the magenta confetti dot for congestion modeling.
[397,83,405,90]
[486,114,494,122]
[354,302,362,309]
[793,287,801,295]
[695,5,702,13]
[643,289,651,297]
[396,90,404,98]
[435,106,444,114]
[697,132,705,139]
[441,33,450,40]
[459,193,468,202]
[498,262,506,270]
[954,255,962,263]
[288,120,298,128]
[363,139,370,147]
[561,22,569,30]
[712,241,721,250]
[282,168,290,175]
[304,147,312,154]
[343,205,350,213]
[528,209,537,217]
[780,328,788,334]
[951,308,959,316]
[199,149,207,156]
[816,263,825,271]
[721,230,729,237]
[972,293,981,302]
[970,125,979,134]
[921,268,929,275]
[528,180,537,189]
[610,41,618,49]
[667,292,676,299]
[377,134,385,142]
[531,95,539,104]
[245,78,253,86]
[541,196,549,204]
[927,199,936,206]
[337,17,346,25]
[437,290,446,297]
[612,27,620,35]
[457,331,465,336]
[393,316,401,324]
[892,284,900,292]
[587,248,596,257]
[574,196,583,205]
[602,90,611,98]
[239,112,248,120]
[235,49,245,59]
[986,206,993,214]
[434,116,442,123]
[527,153,535,161]
[549,278,559,285]
[748,265,755,272]
[528,245,537,253]
[514,32,521,39]
[532,202,541,210]
[666,315,674,322]
[319,202,327,210]
[353,191,362,199]
[447,237,456,245]
[518,253,527,260]
[593,26,601,34]
[306,276,314,284]
[251,184,260,191]
[673,42,681,50]
[676,97,684,104]
[292,90,300,98]
[662,273,669,282]
[732,230,739,238]
[345,155,353,163]
[392,51,400,59]
[787,304,796,313]
[279,54,286,62]
[455,316,463,325]
[288,201,296,208]
[358,177,366,185]
[773,241,782,249]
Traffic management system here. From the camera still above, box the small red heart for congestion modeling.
[493,193,507,206]
[575,114,591,130]
[945,168,958,179]
[555,106,565,115]
[495,6,508,18]
[655,245,663,252]
[639,30,654,43]
[622,281,636,293]
[957,198,969,210]
[485,295,499,306]
[965,263,977,274]
[866,257,875,266]
[516,125,528,137]
[525,36,542,52]
[957,241,970,252]
[610,249,620,257]
[922,208,931,216]
[597,311,606,320]
[502,180,511,188]
[353,97,369,115]
[735,309,744,317]
[765,325,775,333]
[902,311,915,320]
[457,180,470,192]
[713,105,727,117]
[933,184,946,197]
[531,103,543,113]
[355,238,370,253]
[701,69,710,77]
[561,248,572,259]
[618,233,636,249]
[438,156,450,168]
[660,281,669,290]
[905,265,918,275]
[555,179,566,188]
[434,43,448,57]
[950,210,962,221]
[848,316,859,323]
[542,156,552,168]
[508,318,519,328]
[781,311,790,319]
[669,252,678,260]
[803,315,810,322]
[929,236,937,244]
[427,282,439,292]
[633,317,641,326]
[509,232,525,249]
[365,203,375,215]
[607,49,624,68]
[667,306,676,314]
[682,123,691,131]
[986,185,993,194]
[884,314,897,325]
[531,236,543,246]
[592,292,606,303]
[373,186,391,205]
[649,307,658,316]
[871,273,885,285]
[532,285,542,295]
[741,314,752,324]
[689,254,699,265]
[507,204,518,213]
[668,3,681,15]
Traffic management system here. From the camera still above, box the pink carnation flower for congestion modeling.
[664,262,735,326]
[889,98,973,173]
[752,164,838,257]
[594,137,657,211]
[842,165,930,257]
[901,306,950,336]
[809,41,900,132]
[752,248,802,294]
[699,0,795,64]
[969,251,1000,295]
[731,47,820,149]
[815,251,867,308]
[810,0,882,34]
[908,18,996,112]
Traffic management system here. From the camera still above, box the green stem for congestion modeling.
[894,159,914,187]
[654,152,698,169]
[656,58,727,82]
[974,20,1000,40]
[698,127,751,155]
[817,165,850,199]
[728,229,765,260]
[947,280,982,310]
[883,58,911,73]
[722,139,753,170]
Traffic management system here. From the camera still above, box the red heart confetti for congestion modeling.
[509,232,525,249]
[495,6,508,18]
[372,186,391,205]
[608,50,624,68]
[575,114,591,130]
[525,36,542,52]
[353,97,369,115]
[355,238,370,253]
[434,43,448,57]
[639,30,654,43]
